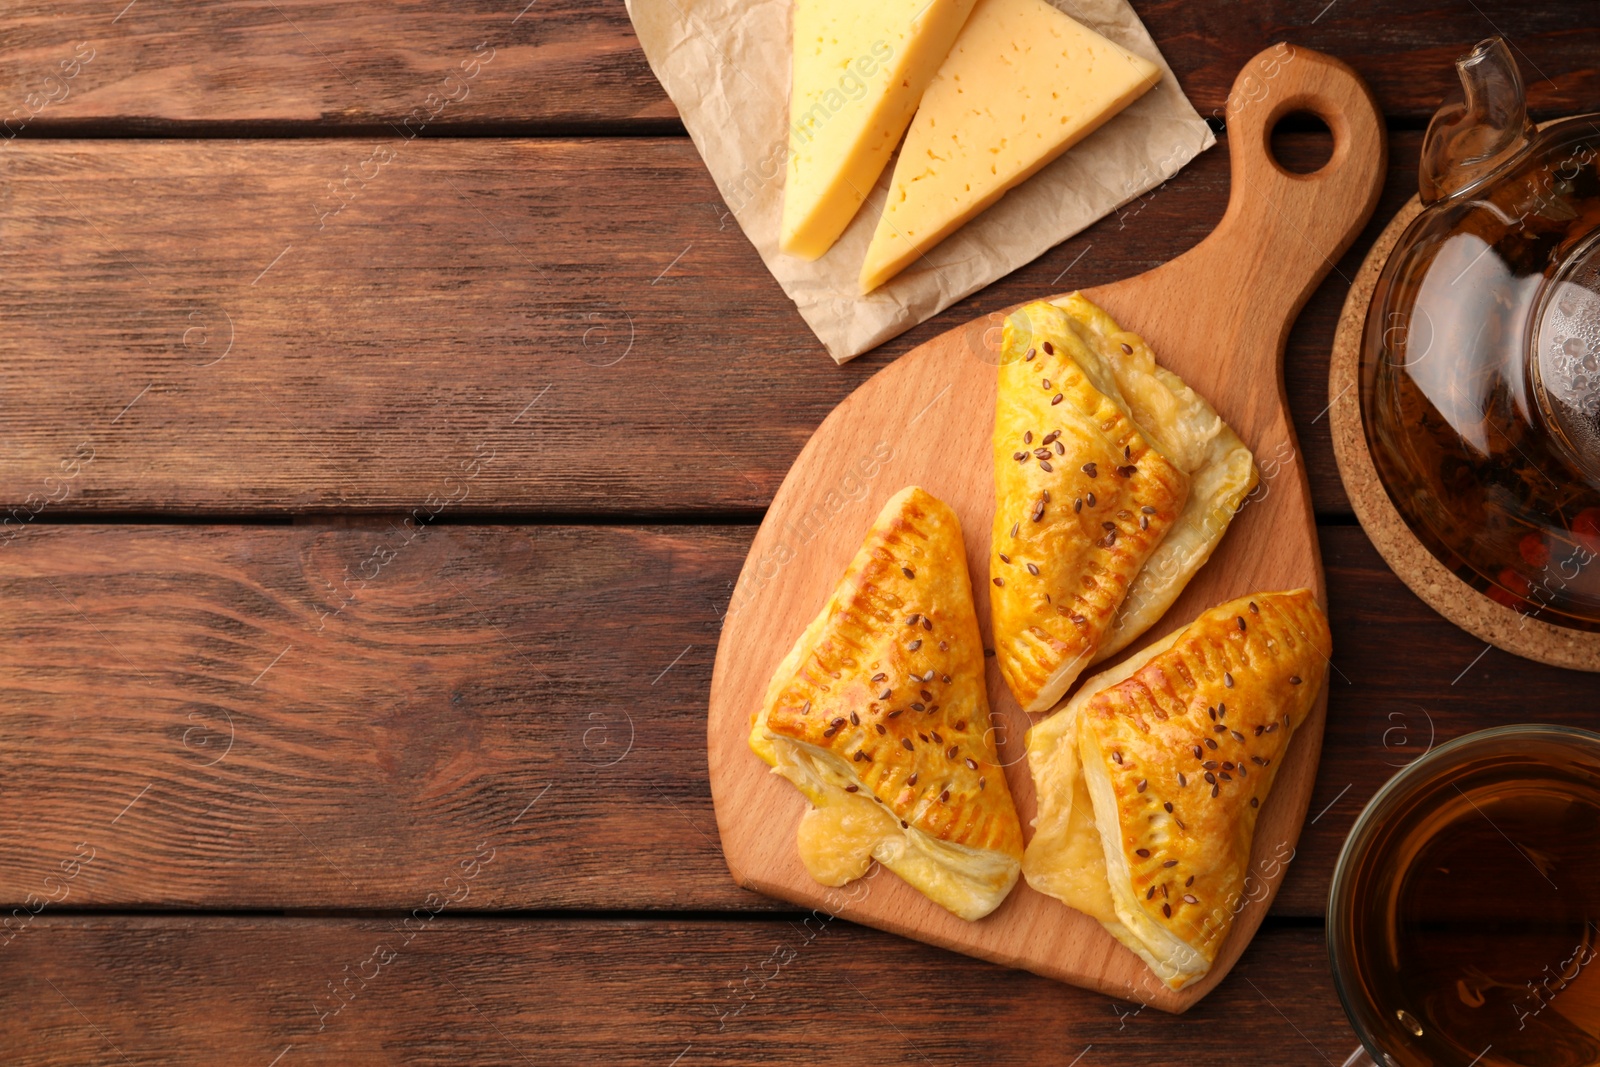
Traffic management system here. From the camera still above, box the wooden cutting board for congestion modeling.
[707,44,1384,1013]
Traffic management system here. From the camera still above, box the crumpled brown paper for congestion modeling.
[627,0,1215,363]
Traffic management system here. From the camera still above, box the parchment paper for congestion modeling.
[626,0,1215,363]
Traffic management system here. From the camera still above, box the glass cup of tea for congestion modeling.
[1328,724,1600,1067]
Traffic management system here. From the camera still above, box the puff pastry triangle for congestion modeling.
[752,486,1024,920]
[990,301,1191,711]
[1050,294,1260,664]
[1023,589,1332,988]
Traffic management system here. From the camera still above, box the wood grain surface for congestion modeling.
[2,1,1596,1060]
[0,522,740,911]
[0,0,676,133]
[0,524,1592,920]
[5,917,1353,1066]
[706,49,1384,1011]
[0,1,1594,131]
[0,131,1422,517]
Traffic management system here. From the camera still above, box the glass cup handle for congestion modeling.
[1341,1047,1380,1067]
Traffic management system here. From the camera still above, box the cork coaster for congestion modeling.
[1328,197,1600,671]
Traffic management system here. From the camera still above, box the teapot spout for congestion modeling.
[1419,37,1533,203]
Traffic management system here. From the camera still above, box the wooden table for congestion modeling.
[0,3,1594,1063]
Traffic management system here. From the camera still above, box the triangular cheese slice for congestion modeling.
[990,301,1190,713]
[751,485,1024,920]
[859,0,1161,292]
[780,0,980,260]
[1049,294,1260,663]
[1023,589,1332,989]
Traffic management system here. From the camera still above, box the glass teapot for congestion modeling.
[1361,37,1600,630]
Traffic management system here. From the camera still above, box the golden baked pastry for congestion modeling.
[751,486,1024,920]
[990,301,1190,712]
[1022,589,1331,989]
[1052,294,1260,663]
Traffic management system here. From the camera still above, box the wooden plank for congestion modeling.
[1,1,1594,130]
[3,917,1353,1064]
[0,0,675,133]
[1139,0,1600,124]
[0,523,1590,918]
[0,522,754,911]
[0,132,1417,516]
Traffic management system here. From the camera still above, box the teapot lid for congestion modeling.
[1418,37,1535,204]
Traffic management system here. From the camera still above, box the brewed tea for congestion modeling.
[1336,756,1600,1067]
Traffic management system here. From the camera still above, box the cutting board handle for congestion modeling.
[1154,44,1386,372]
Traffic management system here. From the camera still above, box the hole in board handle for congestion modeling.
[1269,110,1335,175]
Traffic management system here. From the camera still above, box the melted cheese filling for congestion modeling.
[795,792,899,886]
[769,736,1020,921]
[1019,719,1116,923]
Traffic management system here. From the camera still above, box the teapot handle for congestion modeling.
[1419,37,1534,204]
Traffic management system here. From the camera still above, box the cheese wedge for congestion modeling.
[781,0,979,261]
[860,0,1161,292]
[751,486,1025,920]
